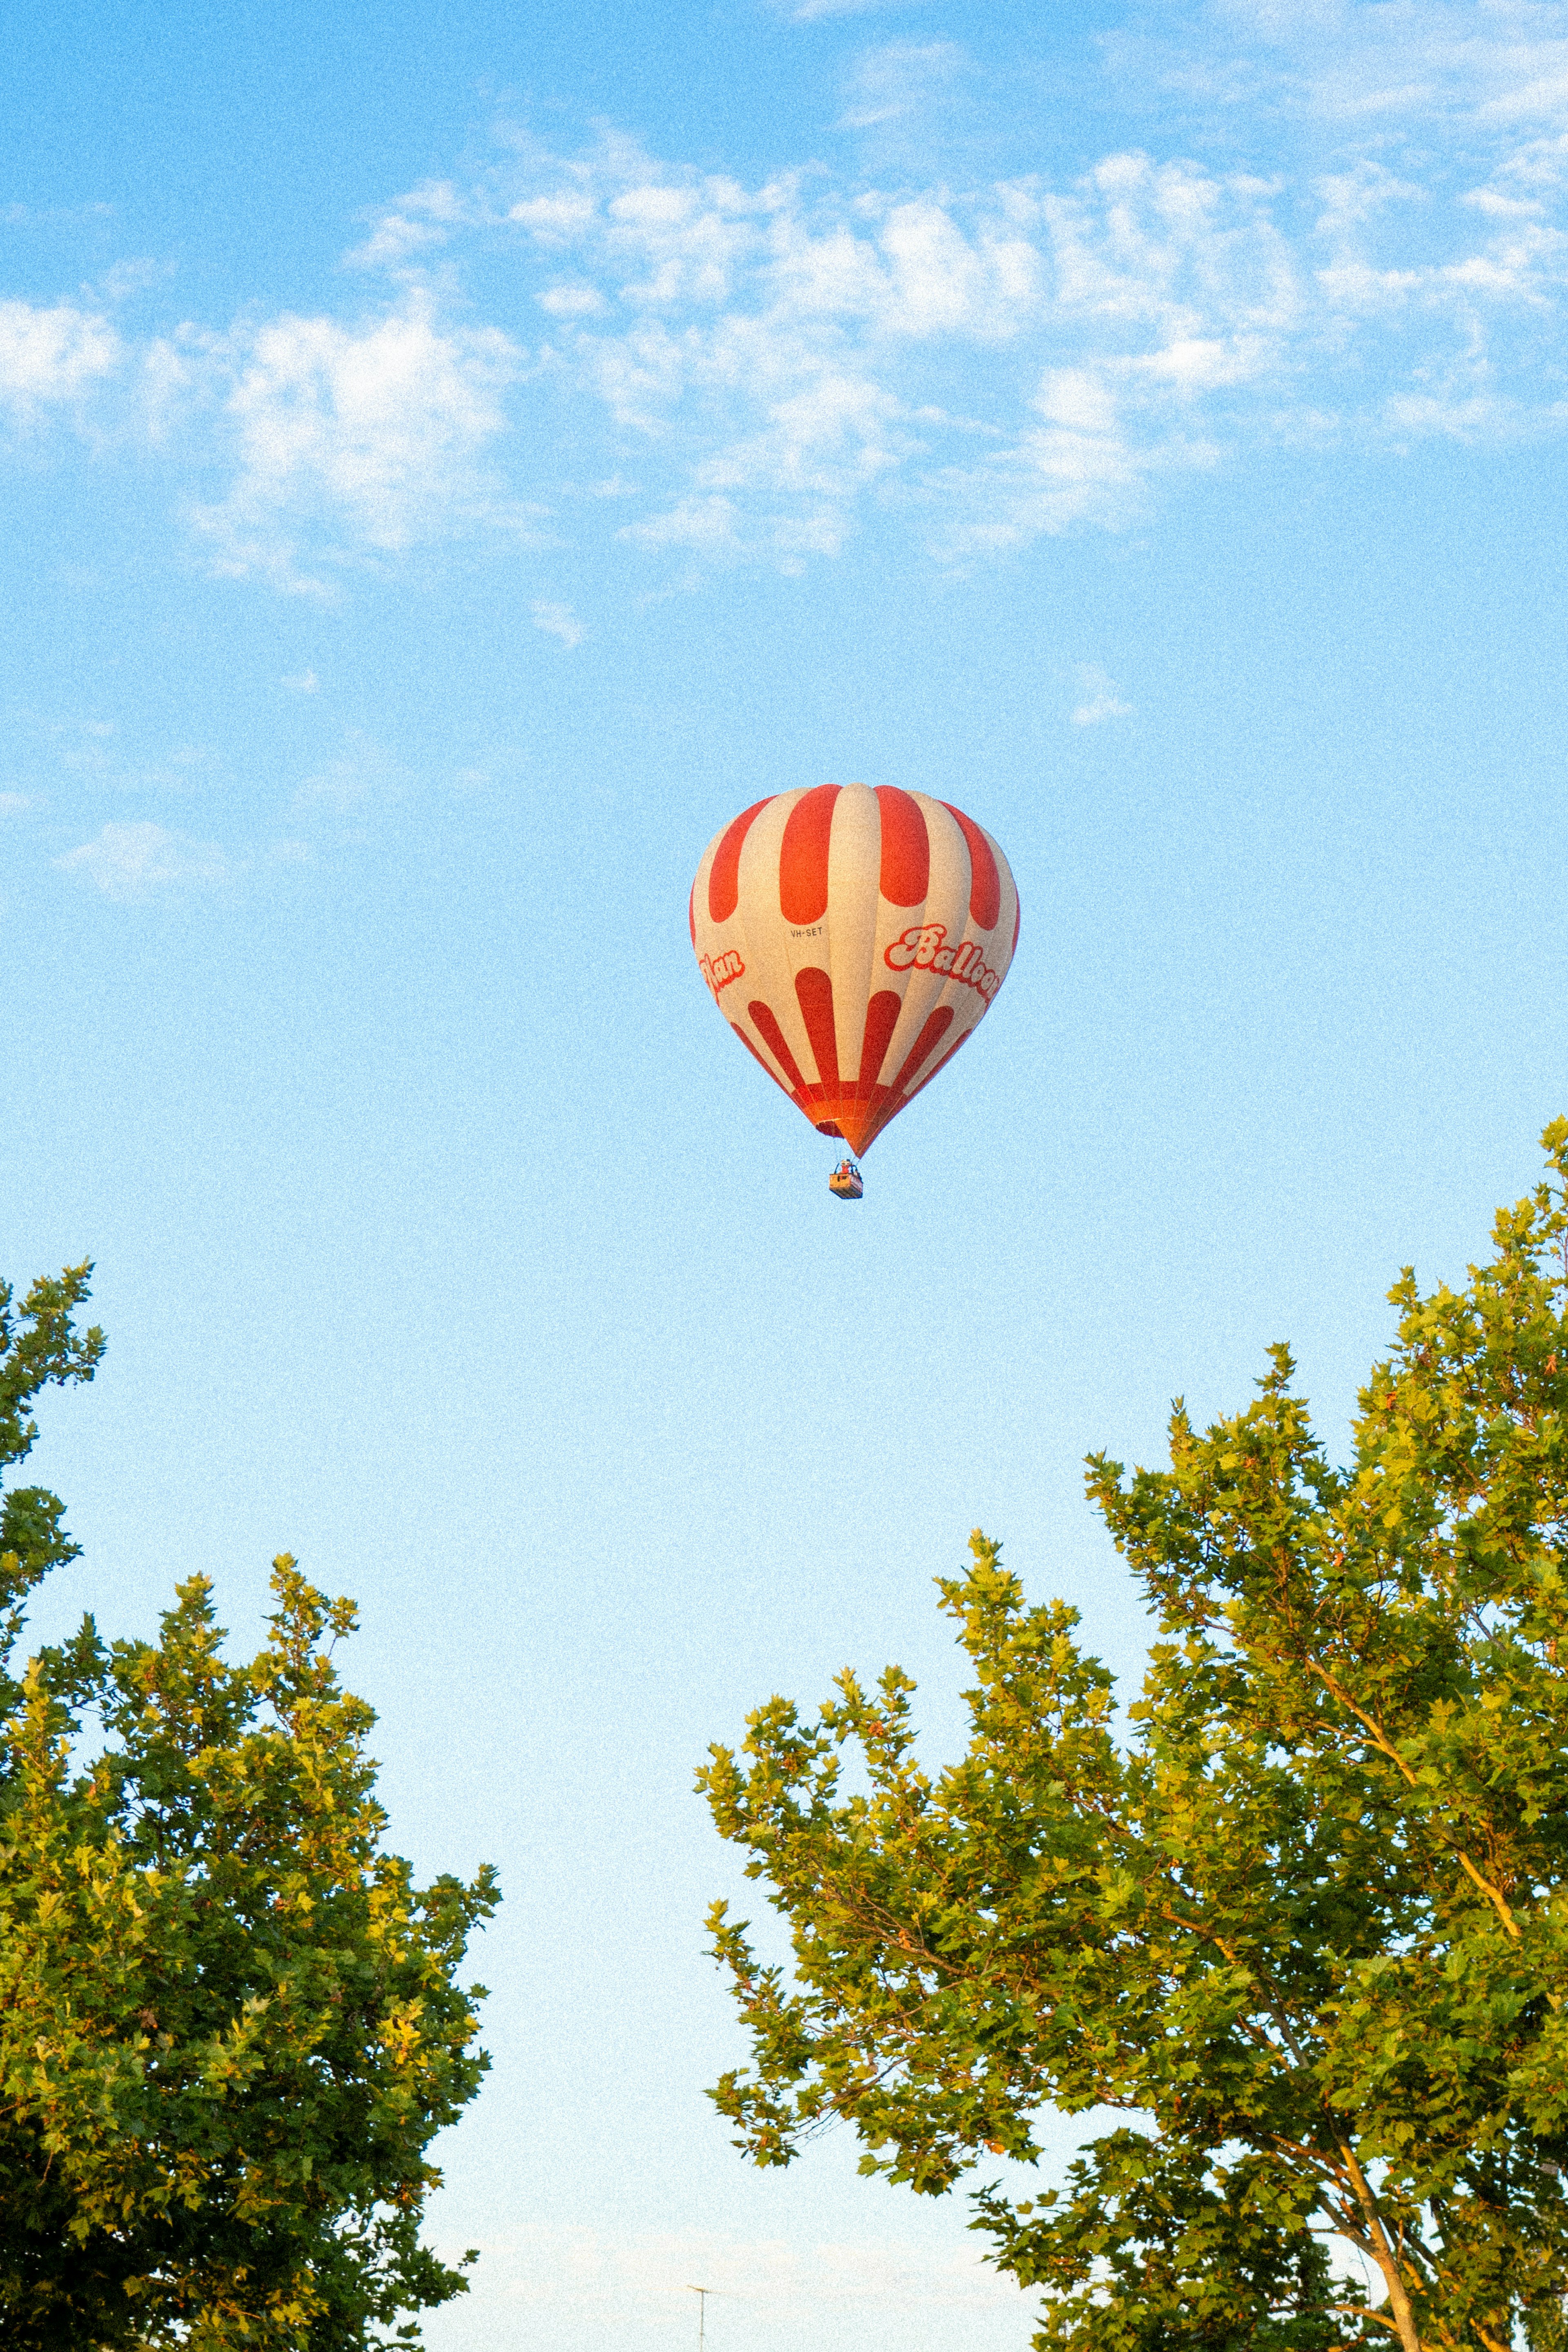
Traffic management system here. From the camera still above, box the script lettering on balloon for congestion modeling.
[884,924,1000,1002]
[700,948,746,1000]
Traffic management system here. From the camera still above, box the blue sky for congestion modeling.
[6,0,1568,2343]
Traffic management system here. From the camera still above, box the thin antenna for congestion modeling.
[686,2284,714,2348]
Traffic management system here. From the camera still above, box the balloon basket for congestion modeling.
[828,1160,864,1200]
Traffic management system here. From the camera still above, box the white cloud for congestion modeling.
[1071,664,1134,724]
[16,5,1568,584]
[457,137,1312,562]
[1382,389,1519,439]
[783,0,904,18]
[837,41,973,135]
[293,762,370,814]
[531,598,586,646]
[281,668,320,692]
[95,257,176,303]
[188,296,523,590]
[294,755,375,814]
[1105,1,1568,140]
[606,180,758,308]
[620,494,744,553]
[56,821,236,902]
[508,189,599,241]
[488,111,1568,557]
[0,792,33,813]
[344,178,468,270]
[290,732,413,817]
[537,284,607,316]
[0,715,250,816]
[0,300,120,416]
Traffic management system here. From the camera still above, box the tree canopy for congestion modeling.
[0,1264,499,2349]
[700,1125,1568,2352]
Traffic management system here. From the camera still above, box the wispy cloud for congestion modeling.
[54,819,310,898]
[837,40,972,131]
[476,138,1303,555]
[0,300,120,419]
[323,17,1568,564]
[620,494,745,554]
[15,4,1568,583]
[1108,0,1568,132]
[56,820,236,902]
[1071,664,1134,724]
[291,732,412,817]
[781,0,907,20]
[187,296,525,592]
[531,598,586,646]
[0,711,245,810]
[343,178,469,272]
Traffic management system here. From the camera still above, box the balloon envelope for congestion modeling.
[689,782,1020,1156]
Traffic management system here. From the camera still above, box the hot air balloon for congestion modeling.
[689,782,1020,1193]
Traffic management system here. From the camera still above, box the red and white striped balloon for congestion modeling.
[689,782,1020,1158]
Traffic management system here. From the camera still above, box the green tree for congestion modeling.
[0,1264,499,2349]
[700,1125,1568,2352]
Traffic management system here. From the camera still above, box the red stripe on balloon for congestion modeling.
[874,785,929,906]
[859,989,902,1084]
[889,1004,953,1097]
[795,967,839,1087]
[688,880,697,947]
[940,802,1001,930]
[778,784,840,924]
[708,798,771,924]
[748,1000,809,1097]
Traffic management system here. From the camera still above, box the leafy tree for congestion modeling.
[700,1125,1568,2352]
[0,1264,499,2349]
